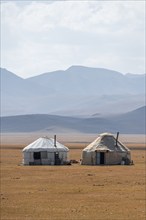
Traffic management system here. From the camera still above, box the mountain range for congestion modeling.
[1,106,145,134]
[0,66,145,116]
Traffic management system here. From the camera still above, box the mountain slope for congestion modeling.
[0,68,45,96]
[1,106,145,134]
[107,106,146,134]
[0,68,49,115]
[1,66,145,116]
[27,65,145,95]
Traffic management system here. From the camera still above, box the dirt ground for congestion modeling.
[0,134,146,220]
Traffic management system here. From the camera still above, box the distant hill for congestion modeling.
[106,106,146,134]
[27,65,145,95]
[0,68,47,115]
[1,106,145,134]
[0,66,145,116]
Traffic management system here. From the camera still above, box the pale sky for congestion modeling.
[1,0,145,78]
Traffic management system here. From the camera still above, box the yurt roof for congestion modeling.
[83,133,130,152]
[22,137,69,152]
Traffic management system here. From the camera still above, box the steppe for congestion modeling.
[0,133,146,220]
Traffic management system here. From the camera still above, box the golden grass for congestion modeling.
[0,142,146,220]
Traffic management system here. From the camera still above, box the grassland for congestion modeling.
[0,134,146,220]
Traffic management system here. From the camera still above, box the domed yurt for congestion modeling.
[22,136,69,165]
[81,133,132,165]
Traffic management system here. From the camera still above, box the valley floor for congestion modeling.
[0,134,146,220]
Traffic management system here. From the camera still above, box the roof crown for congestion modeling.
[22,137,69,152]
[83,133,130,152]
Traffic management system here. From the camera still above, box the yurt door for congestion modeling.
[96,152,105,165]
[54,152,61,165]
[33,152,41,165]
[100,152,105,164]
[96,152,100,165]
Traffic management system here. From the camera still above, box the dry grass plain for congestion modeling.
[0,134,146,220]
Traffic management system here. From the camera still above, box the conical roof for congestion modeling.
[22,137,69,152]
[83,133,130,152]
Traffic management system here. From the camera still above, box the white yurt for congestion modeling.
[22,136,69,165]
[81,132,132,165]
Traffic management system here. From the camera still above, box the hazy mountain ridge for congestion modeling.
[0,66,145,116]
[1,106,145,134]
[26,65,145,95]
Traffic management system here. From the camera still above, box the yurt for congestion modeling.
[22,136,69,165]
[81,132,132,165]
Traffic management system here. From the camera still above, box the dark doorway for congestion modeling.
[100,152,105,164]
[34,152,41,160]
[33,152,42,165]
[54,152,61,165]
